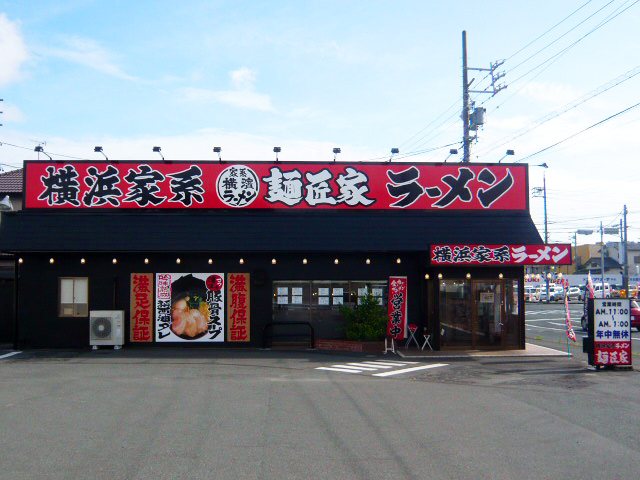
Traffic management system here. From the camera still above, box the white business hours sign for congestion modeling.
[593,299,632,366]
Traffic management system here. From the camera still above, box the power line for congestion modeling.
[485,0,639,111]
[477,63,640,157]
[505,0,595,62]
[517,100,640,162]
[507,0,616,74]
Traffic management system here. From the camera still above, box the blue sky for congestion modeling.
[1,0,640,244]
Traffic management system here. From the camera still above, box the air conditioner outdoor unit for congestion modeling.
[90,310,125,349]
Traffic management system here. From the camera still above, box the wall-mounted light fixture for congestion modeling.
[498,273,504,279]
[332,147,341,162]
[498,149,515,163]
[271,258,277,265]
[80,258,86,264]
[466,272,471,279]
[176,258,181,264]
[396,257,402,264]
[444,148,459,163]
[437,273,443,279]
[208,258,213,265]
[94,146,109,161]
[273,147,281,162]
[144,258,150,265]
[213,146,222,162]
[334,258,339,265]
[239,258,245,265]
[424,273,430,280]
[302,258,308,265]
[35,145,53,161]
[366,258,371,265]
[18,257,24,264]
[152,146,164,161]
[49,257,55,264]
[389,147,399,162]
[112,258,118,264]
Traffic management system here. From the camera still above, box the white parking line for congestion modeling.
[360,361,418,367]
[373,363,448,377]
[526,324,565,332]
[317,367,363,373]
[343,363,380,370]
[0,351,21,360]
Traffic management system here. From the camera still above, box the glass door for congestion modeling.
[472,281,504,347]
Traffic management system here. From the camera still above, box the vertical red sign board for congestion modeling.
[227,273,250,342]
[130,273,154,342]
[387,277,408,340]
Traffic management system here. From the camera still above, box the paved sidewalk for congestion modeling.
[396,342,570,359]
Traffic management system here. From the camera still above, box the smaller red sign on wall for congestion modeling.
[430,244,572,266]
[227,273,250,342]
[130,273,153,342]
[387,277,408,340]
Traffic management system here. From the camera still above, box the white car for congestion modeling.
[567,286,581,301]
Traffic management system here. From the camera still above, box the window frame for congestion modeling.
[58,277,89,318]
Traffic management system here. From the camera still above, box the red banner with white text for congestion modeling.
[23,161,528,211]
[387,276,408,340]
[430,244,572,266]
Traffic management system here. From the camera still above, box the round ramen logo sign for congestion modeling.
[216,165,260,208]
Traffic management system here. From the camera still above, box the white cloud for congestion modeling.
[179,68,275,112]
[1,103,26,123]
[0,14,28,87]
[181,87,274,112]
[230,67,256,90]
[41,35,137,81]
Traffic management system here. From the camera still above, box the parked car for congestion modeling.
[593,283,612,298]
[524,285,540,302]
[567,286,581,301]
[632,300,640,332]
[577,285,586,301]
[540,285,564,302]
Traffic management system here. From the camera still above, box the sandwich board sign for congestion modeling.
[593,299,632,367]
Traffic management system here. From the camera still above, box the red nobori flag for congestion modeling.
[563,281,577,342]
[387,277,408,340]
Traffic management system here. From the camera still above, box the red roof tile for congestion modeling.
[0,168,23,193]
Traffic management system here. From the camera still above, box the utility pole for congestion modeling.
[460,31,506,163]
[462,31,471,163]
[600,222,605,298]
[543,171,549,303]
[623,204,629,297]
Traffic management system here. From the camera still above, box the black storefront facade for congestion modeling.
[0,160,562,350]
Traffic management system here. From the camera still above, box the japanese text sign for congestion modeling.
[155,273,225,342]
[387,277,408,340]
[430,244,572,266]
[130,273,153,343]
[227,273,250,342]
[24,161,528,211]
[593,299,632,366]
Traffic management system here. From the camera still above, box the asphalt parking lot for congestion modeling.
[1,347,639,480]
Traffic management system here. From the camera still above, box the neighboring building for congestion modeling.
[0,160,571,350]
[0,168,23,344]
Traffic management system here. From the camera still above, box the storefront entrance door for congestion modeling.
[472,281,504,348]
[440,279,508,349]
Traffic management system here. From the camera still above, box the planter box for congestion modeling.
[316,339,384,353]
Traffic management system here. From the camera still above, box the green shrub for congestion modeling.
[339,292,387,341]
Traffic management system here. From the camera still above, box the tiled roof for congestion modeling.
[0,168,23,193]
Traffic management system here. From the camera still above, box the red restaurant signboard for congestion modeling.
[387,276,408,340]
[430,244,572,266]
[23,161,528,211]
[130,273,154,342]
[227,273,250,342]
